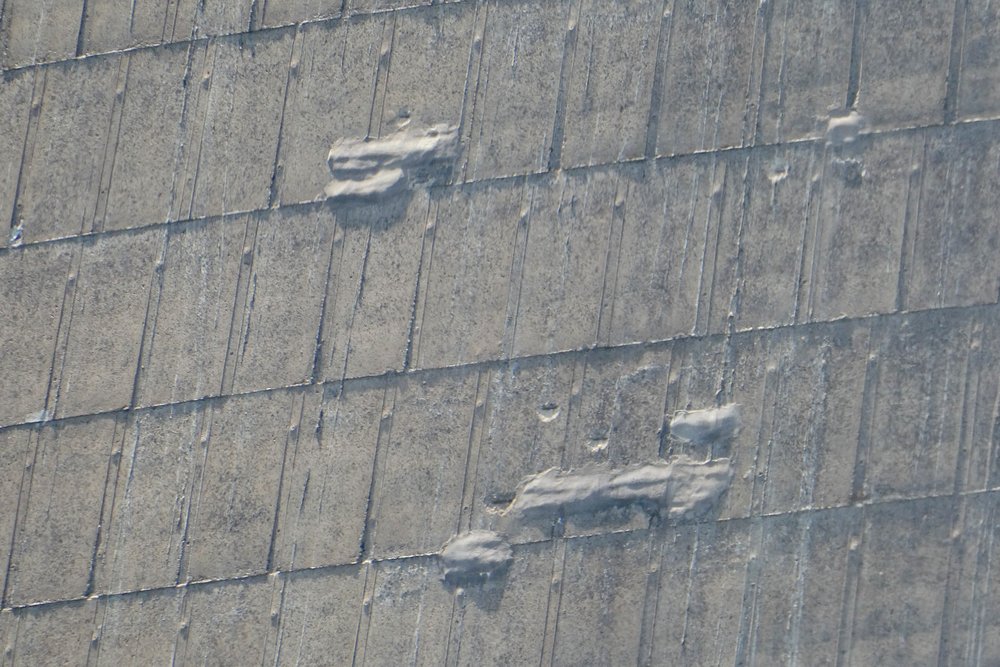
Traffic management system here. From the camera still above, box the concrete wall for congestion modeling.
[0,0,999,664]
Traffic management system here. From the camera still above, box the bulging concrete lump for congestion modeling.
[669,403,741,444]
[825,110,867,146]
[439,530,513,585]
[505,457,734,522]
[324,124,459,201]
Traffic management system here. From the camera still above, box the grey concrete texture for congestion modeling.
[0,0,999,664]
[2,1,999,247]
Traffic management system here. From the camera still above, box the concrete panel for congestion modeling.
[320,195,425,382]
[269,565,366,667]
[655,0,762,156]
[463,0,570,181]
[79,0,166,55]
[562,347,670,469]
[359,557,453,667]
[377,3,474,138]
[8,600,95,666]
[649,519,751,664]
[0,0,83,68]
[558,0,660,168]
[757,0,854,144]
[848,497,955,665]
[272,384,382,570]
[0,241,73,427]
[54,231,161,419]
[905,122,1000,311]
[960,0,1000,118]
[0,68,33,247]
[185,30,292,219]
[367,369,477,559]
[183,390,299,582]
[858,0,953,129]
[452,541,551,666]
[806,133,912,322]
[612,154,743,344]
[759,321,871,513]
[552,531,651,666]
[6,415,118,606]
[99,402,204,593]
[95,589,184,666]
[862,310,971,501]
[469,357,575,538]
[0,428,31,604]
[513,169,615,357]
[180,579,272,665]
[413,178,524,369]
[276,16,384,206]
[103,43,198,232]
[138,216,245,407]
[261,0,343,28]
[228,207,335,394]
[736,143,821,330]
[15,56,119,244]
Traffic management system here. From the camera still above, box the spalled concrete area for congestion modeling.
[0,0,999,664]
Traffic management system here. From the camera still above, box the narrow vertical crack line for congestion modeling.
[791,149,818,324]
[8,67,47,236]
[455,0,487,179]
[92,53,132,234]
[165,40,200,223]
[265,396,303,573]
[896,138,928,312]
[75,0,90,58]
[339,224,374,384]
[455,370,486,535]
[176,408,213,585]
[749,0,773,146]
[128,230,169,412]
[47,247,84,420]
[442,588,461,667]
[0,430,37,608]
[185,40,219,219]
[702,157,730,335]
[41,244,78,419]
[127,0,138,36]
[644,0,674,160]
[351,564,378,667]
[83,418,125,598]
[547,0,580,171]
[951,329,979,495]
[366,16,395,141]
[538,540,568,667]
[266,28,298,209]
[851,328,880,503]
[935,496,966,666]
[732,521,764,666]
[835,510,866,667]
[357,383,393,562]
[594,175,622,346]
[219,218,254,395]
[677,526,700,661]
[720,154,752,400]
[845,0,866,110]
[943,0,968,123]
[309,222,339,384]
[403,197,434,371]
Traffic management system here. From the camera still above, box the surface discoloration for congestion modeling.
[324,124,458,202]
[439,530,513,585]
[669,403,742,444]
[505,457,735,523]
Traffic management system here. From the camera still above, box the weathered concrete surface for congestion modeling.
[1,0,999,664]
